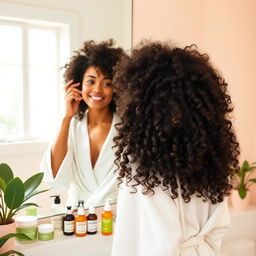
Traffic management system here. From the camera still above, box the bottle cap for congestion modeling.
[66,206,72,213]
[77,204,84,215]
[38,223,54,233]
[89,206,95,214]
[78,200,84,208]
[50,195,61,204]
[16,216,38,227]
[104,199,111,211]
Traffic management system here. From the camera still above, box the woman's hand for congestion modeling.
[64,80,83,118]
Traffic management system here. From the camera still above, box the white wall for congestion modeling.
[0,0,132,214]
[0,0,132,50]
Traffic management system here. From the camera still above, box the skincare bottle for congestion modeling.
[101,199,113,235]
[50,195,64,231]
[24,199,37,216]
[75,201,87,237]
[87,206,97,235]
[63,206,75,236]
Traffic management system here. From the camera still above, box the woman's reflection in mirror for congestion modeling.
[40,39,127,209]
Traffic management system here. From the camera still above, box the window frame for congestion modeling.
[0,2,79,153]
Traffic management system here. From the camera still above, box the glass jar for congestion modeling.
[38,223,54,241]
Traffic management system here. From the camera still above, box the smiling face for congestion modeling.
[82,66,114,112]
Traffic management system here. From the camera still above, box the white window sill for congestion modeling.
[0,140,49,156]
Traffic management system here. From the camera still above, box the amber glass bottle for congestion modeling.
[87,206,97,235]
[63,206,75,236]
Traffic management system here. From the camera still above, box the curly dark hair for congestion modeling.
[113,41,240,204]
[63,39,126,119]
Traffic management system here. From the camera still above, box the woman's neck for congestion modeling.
[87,108,113,126]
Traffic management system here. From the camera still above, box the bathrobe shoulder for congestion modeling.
[112,182,230,256]
[40,112,120,207]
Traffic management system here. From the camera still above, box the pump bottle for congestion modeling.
[75,201,87,237]
[101,199,113,235]
[50,195,64,231]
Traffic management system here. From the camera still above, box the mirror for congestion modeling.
[0,0,132,216]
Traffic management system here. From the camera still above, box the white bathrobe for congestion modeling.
[40,112,120,208]
[112,181,230,256]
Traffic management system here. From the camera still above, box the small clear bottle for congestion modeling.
[63,206,75,236]
[87,206,97,235]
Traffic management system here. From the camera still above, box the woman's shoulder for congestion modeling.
[68,115,87,136]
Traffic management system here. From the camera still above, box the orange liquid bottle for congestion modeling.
[101,200,113,235]
[75,202,87,237]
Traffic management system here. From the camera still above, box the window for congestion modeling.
[0,2,78,144]
[0,21,60,141]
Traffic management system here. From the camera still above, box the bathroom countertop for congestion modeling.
[15,205,256,255]
[16,230,113,256]
[15,205,116,256]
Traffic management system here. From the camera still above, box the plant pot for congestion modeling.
[0,220,16,253]
[230,189,251,211]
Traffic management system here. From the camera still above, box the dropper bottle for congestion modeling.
[63,206,75,236]
[75,201,87,237]
[87,206,97,235]
[101,199,113,235]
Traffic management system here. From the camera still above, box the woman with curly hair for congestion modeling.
[111,41,239,256]
[40,40,126,208]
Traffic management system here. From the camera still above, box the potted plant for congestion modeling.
[0,163,48,254]
[231,160,256,210]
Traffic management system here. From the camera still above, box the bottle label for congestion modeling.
[76,221,87,234]
[38,231,54,241]
[101,218,112,233]
[16,227,37,241]
[87,220,97,232]
[64,220,74,233]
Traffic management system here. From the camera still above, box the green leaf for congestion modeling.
[24,172,44,196]
[0,249,26,256]
[13,203,39,215]
[0,177,6,192]
[238,187,246,199]
[242,160,249,170]
[246,166,256,172]
[249,178,256,183]
[4,178,25,210]
[0,233,31,248]
[24,189,49,202]
[236,172,242,177]
[0,164,14,184]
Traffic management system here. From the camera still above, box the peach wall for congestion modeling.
[133,0,206,47]
[133,0,256,201]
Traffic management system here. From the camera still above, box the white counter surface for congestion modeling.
[16,230,113,256]
[15,205,256,256]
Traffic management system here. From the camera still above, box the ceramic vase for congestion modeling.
[0,220,16,253]
[230,189,251,211]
